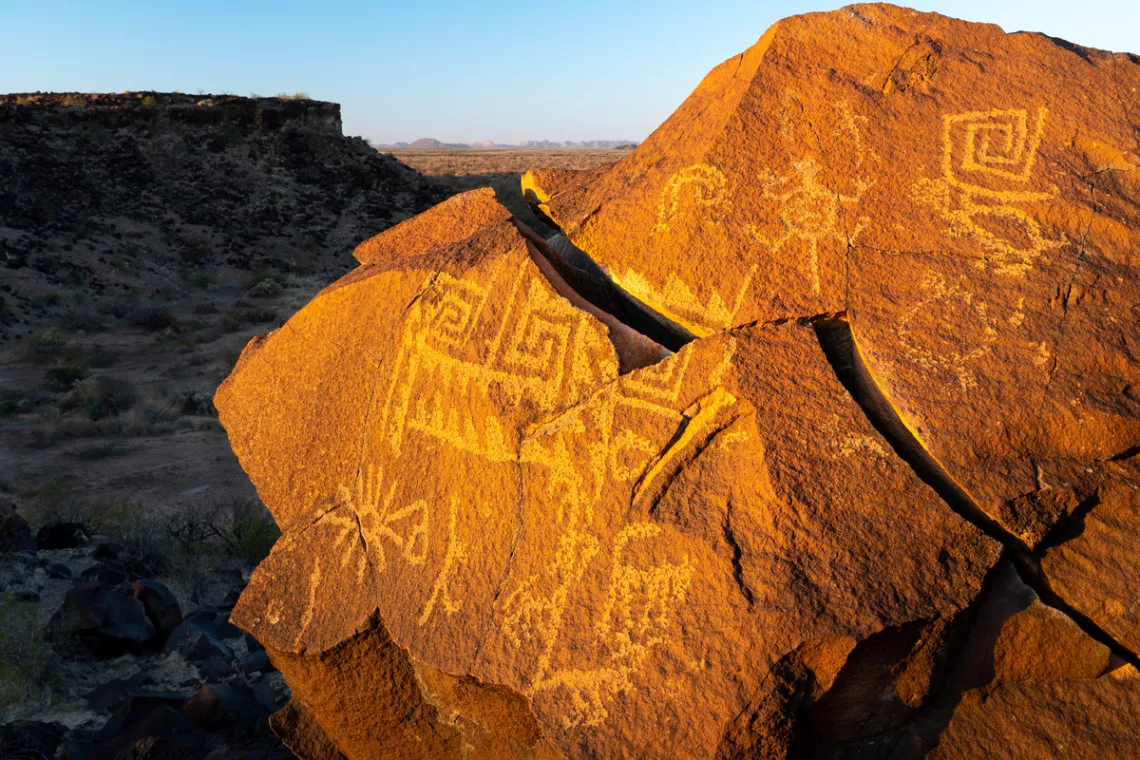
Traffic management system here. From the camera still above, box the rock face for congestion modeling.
[215,5,1140,759]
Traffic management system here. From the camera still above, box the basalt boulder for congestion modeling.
[215,4,1140,759]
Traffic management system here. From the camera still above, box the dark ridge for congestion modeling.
[812,318,1008,542]
[511,223,697,352]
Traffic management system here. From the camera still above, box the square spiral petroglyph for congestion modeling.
[912,107,1063,274]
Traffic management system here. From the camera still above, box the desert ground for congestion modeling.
[387,148,632,233]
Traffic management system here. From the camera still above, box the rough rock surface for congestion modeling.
[536,3,1140,537]
[214,4,1140,759]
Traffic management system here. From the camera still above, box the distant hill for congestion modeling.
[407,137,472,149]
[378,138,639,150]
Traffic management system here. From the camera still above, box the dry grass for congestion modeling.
[386,148,630,177]
[387,148,631,235]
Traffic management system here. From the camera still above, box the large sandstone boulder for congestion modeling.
[535,3,1140,538]
[215,4,1140,759]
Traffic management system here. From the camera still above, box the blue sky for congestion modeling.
[1,1,1136,143]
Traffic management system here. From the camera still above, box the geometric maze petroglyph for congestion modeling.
[503,344,737,728]
[912,107,1063,274]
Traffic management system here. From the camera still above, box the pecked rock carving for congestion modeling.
[216,4,1140,759]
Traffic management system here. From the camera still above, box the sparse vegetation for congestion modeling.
[276,91,309,100]
[161,498,280,563]
[0,593,58,710]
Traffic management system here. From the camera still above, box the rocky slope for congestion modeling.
[0,91,446,323]
[0,91,452,755]
[215,4,1140,760]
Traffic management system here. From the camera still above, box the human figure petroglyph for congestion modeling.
[912,107,1063,274]
[419,495,470,625]
[748,100,873,295]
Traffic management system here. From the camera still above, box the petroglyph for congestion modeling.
[896,271,1001,392]
[419,495,470,625]
[912,107,1063,273]
[380,262,617,460]
[612,265,758,337]
[822,414,888,458]
[497,344,738,726]
[652,163,731,235]
[517,523,695,729]
[748,100,872,294]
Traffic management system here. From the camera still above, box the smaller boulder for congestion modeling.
[133,579,183,642]
[189,568,245,608]
[92,541,124,561]
[36,521,88,550]
[80,560,129,585]
[50,582,157,657]
[183,681,271,739]
[0,720,67,760]
[239,650,273,676]
[0,501,35,552]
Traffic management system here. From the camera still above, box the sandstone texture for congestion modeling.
[215,4,1140,759]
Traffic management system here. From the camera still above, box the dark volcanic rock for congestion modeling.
[0,500,35,552]
[50,581,157,656]
[0,91,451,329]
[36,521,88,549]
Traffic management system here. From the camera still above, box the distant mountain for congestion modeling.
[406,137,471,149]
[377,138,638,150]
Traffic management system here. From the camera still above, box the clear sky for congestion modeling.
[1,1,1136,144]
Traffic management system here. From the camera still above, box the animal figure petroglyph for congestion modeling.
[652,163,731,235]
[912,107,1063,274]
[896,271,1002,393]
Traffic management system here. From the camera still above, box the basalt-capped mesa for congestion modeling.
[215,4,1140,759]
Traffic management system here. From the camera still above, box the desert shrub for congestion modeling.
[126,305,178,332]
[87,344,121,368]
[0,388,40,417]
[230,514,280,563]
[28,476,79,525]
[192,302,219,315]
[43,364,88,392]
[65,375,138,419]
[85,498,147,539]
[0,593,58,709]
[160,499,278,564]
[98,295,137,319]
[275,91,309,100]
[141,94,156,107]
[188,272,217,289]
[59,306,107,332]
[60,93,87,108]
[178,390,216,417]
[21,330,83,363]
[247,278,282,298]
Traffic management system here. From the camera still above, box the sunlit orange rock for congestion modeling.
[537,2,1140,536]
[215,3,1140,758]
[217,185,998,757]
